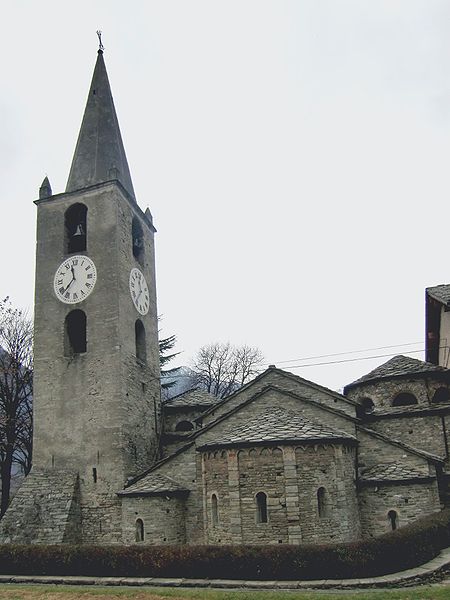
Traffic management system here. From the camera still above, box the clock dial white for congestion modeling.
[129,268,150,315]
[53,255,97,304]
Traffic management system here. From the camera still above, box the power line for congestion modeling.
[264,341,423,367]
[164,348,427,377]
[285,349,425,370]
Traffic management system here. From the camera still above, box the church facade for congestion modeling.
[1,49,450,546]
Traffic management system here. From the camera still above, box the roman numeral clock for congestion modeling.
[129,267,150,315]
[53,256,97,304]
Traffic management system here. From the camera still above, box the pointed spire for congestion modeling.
[144,207,153,225]
[39,176,52,199]
[66,48,135,200]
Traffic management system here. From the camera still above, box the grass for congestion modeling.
[0,585,450,600]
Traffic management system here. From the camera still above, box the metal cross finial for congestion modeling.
[96,30,104,52]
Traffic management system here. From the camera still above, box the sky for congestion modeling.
[1,1,450,392]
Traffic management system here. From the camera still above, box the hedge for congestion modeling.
[1,509,450,580]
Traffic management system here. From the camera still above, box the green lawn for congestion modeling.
[0,585,450,600]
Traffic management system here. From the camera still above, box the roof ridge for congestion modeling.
[345,354,448,390]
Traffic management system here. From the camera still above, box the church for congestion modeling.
[1,47,450,546]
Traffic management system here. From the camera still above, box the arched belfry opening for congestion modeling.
[135,319,147,363]
[392,392,418,407]
[65,310,87,355]
[132,217,144,264]
[65,203,87,254]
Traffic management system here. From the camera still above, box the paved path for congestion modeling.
[1,548,450,590]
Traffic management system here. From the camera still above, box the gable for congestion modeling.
[200,367,356,428]
[198,385,357,447]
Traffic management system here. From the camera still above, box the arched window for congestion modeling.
[65,203,87,254]
[361,398,375,413]
[256,492,268,523]
[175,420,194,432]
[211,494,219,527]
[317,487,328,518]
[392,393,418,407]
[65,310,87,355]
[388,510,398,531]
[135,518,144,542]
[432,388,450,404]
[135,319,146,363]
[132,217,144,264]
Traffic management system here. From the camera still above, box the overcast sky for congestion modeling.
[1,1,450,391]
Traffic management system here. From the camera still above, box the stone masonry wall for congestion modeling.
[358,480,441,538]
[0,469,81,544]
[368,414,447,460]
[203,450,232,544]
[200,442,360,545]
[357,428,431,474]
[121,496,186,545]
[295,444,360,543]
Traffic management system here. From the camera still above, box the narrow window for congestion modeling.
[317,487,327,518]
[65,310,87,355]
[392,393,418,407]
[65,203,87,253]
[135,518,144,542]
[132,217,144,264]
[432,388,450,404]
[175,420,194,432]
[135,319,147,363]
[211,494,219,527]
[92,468,97,483]
[388,510,398,531]
[256,492,268,523]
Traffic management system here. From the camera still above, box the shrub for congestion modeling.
[0,509,449,580]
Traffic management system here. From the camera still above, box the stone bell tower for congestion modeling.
[0,46,161,544]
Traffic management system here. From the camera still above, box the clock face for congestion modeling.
[129,268,150,315]
[53,255,97,304]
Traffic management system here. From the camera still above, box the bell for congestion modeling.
[73,224,85,237]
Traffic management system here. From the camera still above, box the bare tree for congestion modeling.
[191,342,264,398]
[0,298,33,516]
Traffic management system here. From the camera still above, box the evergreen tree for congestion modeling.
[159,333,180,392]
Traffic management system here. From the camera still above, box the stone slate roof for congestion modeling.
[163,388,219,409]
[198,407,356,450]
[427,284,450,306]
[119,473,188,496]
[360,463,434,482]
[369,402,450,417]
[345,355,447,390]
[65,50,136,200]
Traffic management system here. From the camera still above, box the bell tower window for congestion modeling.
[132,217,144,264]
[65,203,87,254]
[135,319,147,363]
[65,310,87,355]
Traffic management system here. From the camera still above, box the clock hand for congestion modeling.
[63,278,75,293]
